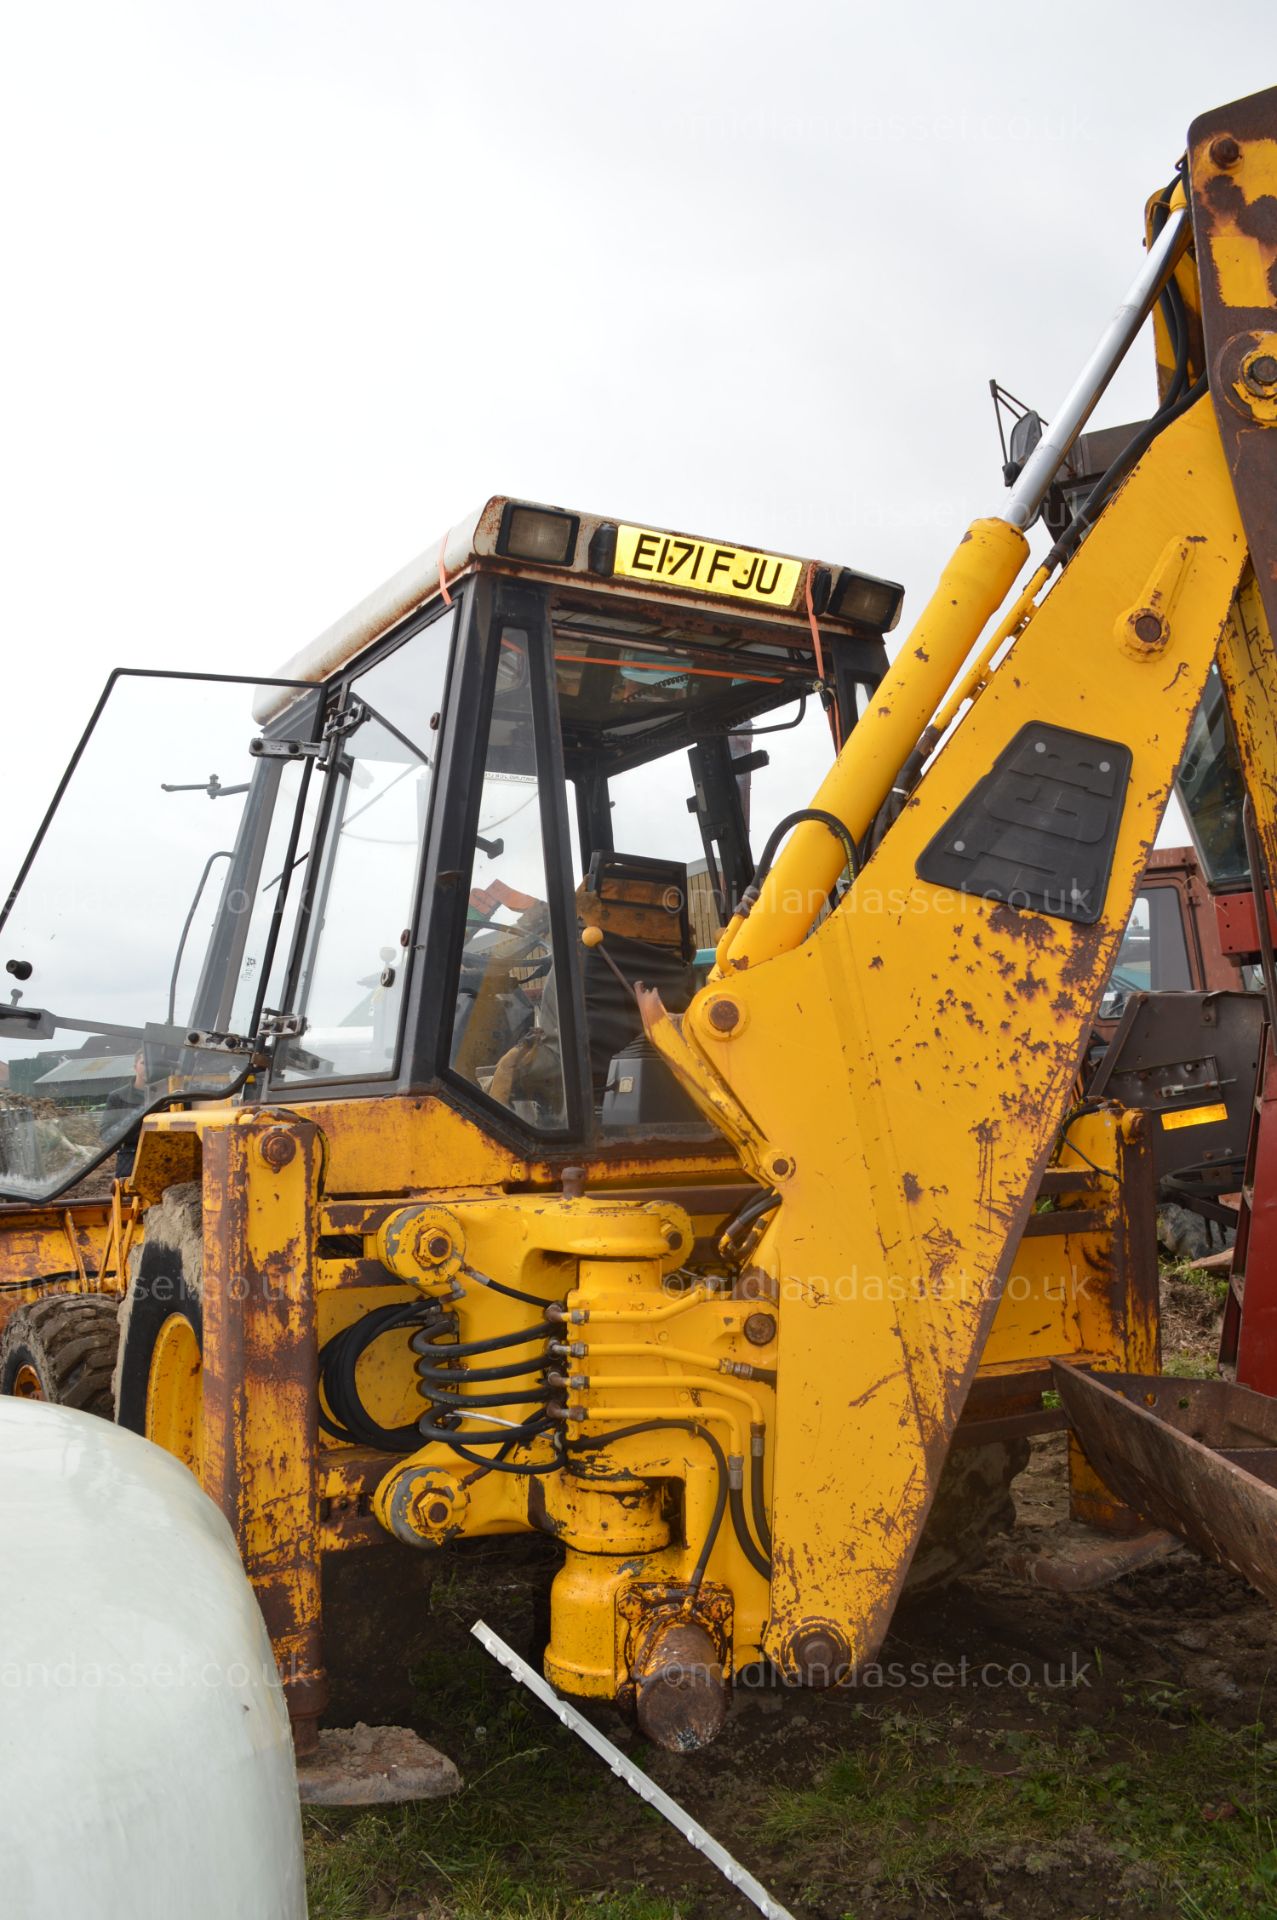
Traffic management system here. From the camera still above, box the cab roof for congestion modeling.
[265,495,903,704]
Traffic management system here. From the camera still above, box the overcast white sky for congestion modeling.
[1,0,1261,871]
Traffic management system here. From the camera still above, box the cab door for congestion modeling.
[0,670,321,1200]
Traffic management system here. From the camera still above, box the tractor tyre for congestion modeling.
[0,1292,121,1418]
[904,1437,1031,1595]
[114,1182,205,1475]
[1157,1201,1214,1263]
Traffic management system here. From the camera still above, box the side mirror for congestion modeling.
[1005,410,1044,486]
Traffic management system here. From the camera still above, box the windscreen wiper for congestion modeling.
[160,773,251,799]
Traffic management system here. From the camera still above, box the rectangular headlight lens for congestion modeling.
[498,505,579,566]
[828,568,904,633]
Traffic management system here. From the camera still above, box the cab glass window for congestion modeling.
[1177,668,1250,888]
[276,605,454,1082]
[1101,885,1191,1018]
[448,626,567,1129]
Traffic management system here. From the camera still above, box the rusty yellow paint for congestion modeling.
[1190,131,1277,311]
[648,393,1246,1678]
[0,1191,136,1347]
[129,1123,203,1203]
[9,101,1275,1727]
[1218,570,1277,877]
[198,1114,328,1748]
[983,1110,1159,1377]
[136,1091,743,1200]
[0,1203,116,1300]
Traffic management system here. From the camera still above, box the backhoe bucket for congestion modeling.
[1052,1363,1277,1606]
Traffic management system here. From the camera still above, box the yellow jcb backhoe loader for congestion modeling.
[2,83,1277,1783]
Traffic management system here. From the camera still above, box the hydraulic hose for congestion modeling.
[318,1300,443,1451]
[1045,371,1209,571]
[749,1430,773,1558]
[729,1473,772,1581]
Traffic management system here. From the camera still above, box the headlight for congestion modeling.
[826,568,904,633]
[497,504,580,566]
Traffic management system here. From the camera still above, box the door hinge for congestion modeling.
[250,700,367,769]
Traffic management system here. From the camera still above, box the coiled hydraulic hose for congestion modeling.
[318,1299,445,1451]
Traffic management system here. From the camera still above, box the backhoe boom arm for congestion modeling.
[645,83,1277,1682]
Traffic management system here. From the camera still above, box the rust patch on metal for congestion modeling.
[1054,1364,1277,1606]
[1189,86,1277,646]
[987,903,1055,951]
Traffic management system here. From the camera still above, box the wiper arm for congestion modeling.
[160,774,251,799]
[0,1004,139,1042]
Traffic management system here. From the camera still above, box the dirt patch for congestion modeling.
[1160,1260,1231,1377]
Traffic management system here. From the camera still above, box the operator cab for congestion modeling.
[0,497,902,1200]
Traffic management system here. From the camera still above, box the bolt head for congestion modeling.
[1210,134,1241,170]
[786,1623,851,1688]
[1244,352,1277,395]
[257,1127,297,1171]
[425,1233,452,1262]
[707,998,740,1033]
[406,1473,467,1540]
[743,1311,777,1347]
[1132,611,1166,646]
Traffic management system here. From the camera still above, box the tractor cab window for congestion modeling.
[0,672,321,1201]
[1177,667,1250,890]
[438,590,872,1143]
[448,626,567,1128]
[553,609,826,1130]
[276,604,455,1084]
[1100,886,1193,1020]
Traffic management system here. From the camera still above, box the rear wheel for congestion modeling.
[0,1293,120,1418]
[115,1181,204,1476]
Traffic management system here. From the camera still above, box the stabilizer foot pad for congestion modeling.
[296,1722,461,1805]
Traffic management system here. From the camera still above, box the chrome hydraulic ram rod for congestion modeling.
[998,208,1190,529]
[718,207,1192,970]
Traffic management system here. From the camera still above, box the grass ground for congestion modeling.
[304,1650,1277,1919]
[304,1259,1277,1920]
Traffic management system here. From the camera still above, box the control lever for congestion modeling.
[581,925,638,1002]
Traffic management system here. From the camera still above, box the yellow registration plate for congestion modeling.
[1160,1101,1229,1132]
[613,523,803,609]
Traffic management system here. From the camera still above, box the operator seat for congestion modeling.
[574,851,696,1099]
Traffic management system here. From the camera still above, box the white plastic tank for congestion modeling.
[0,1397,307,1918]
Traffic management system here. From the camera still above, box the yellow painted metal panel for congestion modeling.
[654,394,1247,1678]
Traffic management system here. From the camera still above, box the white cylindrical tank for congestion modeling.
[0,1397,307,1919]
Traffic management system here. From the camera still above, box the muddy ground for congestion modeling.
[308,1267,1277,1920]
